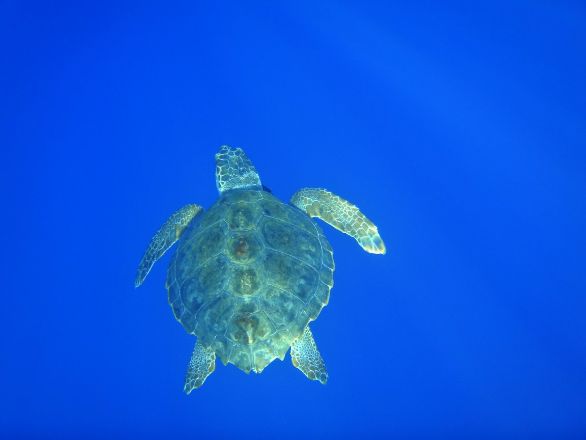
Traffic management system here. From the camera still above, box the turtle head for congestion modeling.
[215,145,263,193]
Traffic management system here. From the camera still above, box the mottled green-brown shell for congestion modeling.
[166,189,334,374]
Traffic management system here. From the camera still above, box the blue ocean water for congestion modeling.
[2,1,586,438]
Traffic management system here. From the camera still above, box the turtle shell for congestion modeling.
[166,189,334,373]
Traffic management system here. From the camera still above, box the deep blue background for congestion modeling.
[2,1,586,438]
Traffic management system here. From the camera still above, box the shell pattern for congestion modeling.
[166,189,334,374]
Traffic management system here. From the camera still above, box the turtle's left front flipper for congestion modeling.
[135,204,202,287]
[291,188,386,254]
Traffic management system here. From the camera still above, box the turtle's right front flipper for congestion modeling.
[291,188,386,254]
[135,204,202,287]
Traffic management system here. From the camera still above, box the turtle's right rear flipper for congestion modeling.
[290,326,328,384]
[135,204,202,287]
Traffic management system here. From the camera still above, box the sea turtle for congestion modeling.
[135,146,385,393]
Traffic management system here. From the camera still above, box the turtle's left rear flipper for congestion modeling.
[135,204,202,287]
[184,341,216,393]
